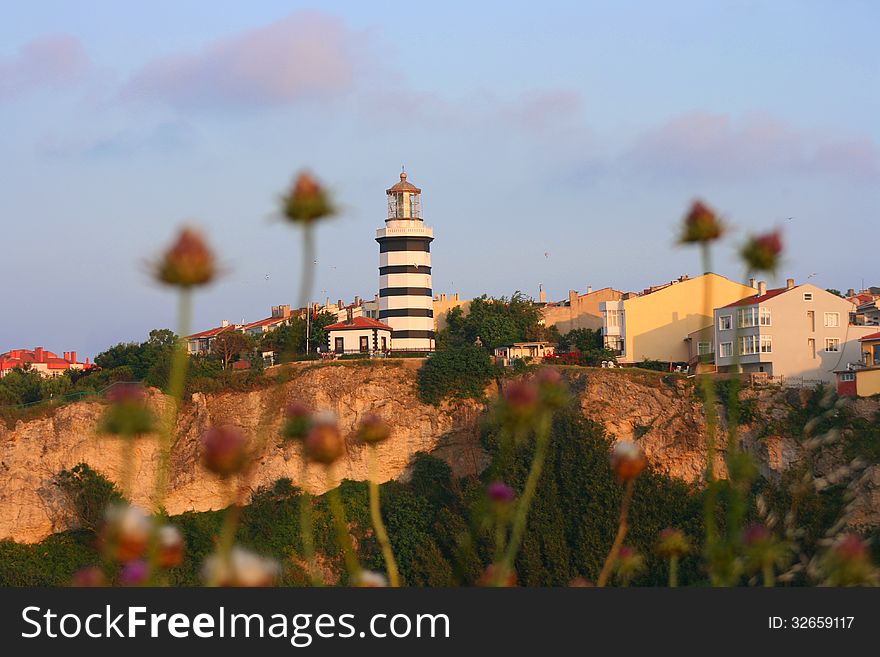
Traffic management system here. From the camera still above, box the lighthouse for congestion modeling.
[376,171,435,352]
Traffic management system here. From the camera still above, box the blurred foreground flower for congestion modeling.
[354,413,391,445]
[740,230,783,274]
[304,413,345,465]
[201,425,248,477]
[355,570,389,587]
[657,528,690,587]
[487,481,516,505]
[100,383,155,436]
[120,560,149,586]
[818,534,878,586]
[615,546,646,586]
[157,525,185,568]
[610,441,646,480]
[71,566,106,588]
[203,547,279,587]
[680,200,724,244]
[282,172,336,225]
[101,504,152,563]
[154,227,216,288]
[282,401,313,441]
[477,564,516,587]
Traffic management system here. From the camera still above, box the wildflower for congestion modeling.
[610,441,646,480]
[657,527,690,559]
[355,570,389,587]
[102,504,152,562]
[818,533,878,586]
[615,546,646,585]
[536,367,568,409]
[203,547,279,587]
[304,413,345,465]
[100,383,155,436]
[282,401,313,441]
[157,525,185,568]
[568,577,593,587]
[154,227,216,288]
[282,172,336,225]
[476,564,517,587]
[497,379,540,432]
[354,413,392,445]
[201,425,248,477]
[71,566,106,587]
[120,560,149,586]
[487,481,516,505]
[740,230,783,274]
[679,200,724,243]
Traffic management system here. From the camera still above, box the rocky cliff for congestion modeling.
[1,363,877,543]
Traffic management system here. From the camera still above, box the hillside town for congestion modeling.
[2,172,879,399]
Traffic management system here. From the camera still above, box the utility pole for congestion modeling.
[306,303,310,355]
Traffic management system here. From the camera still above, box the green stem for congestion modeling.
[762,562,775,588]
[326,468,361,584]
[298,223,315,314]
[368,447,400,587]
[597,478,635,587]
[299,460,320,586]
[669,555,679,588]
[495,411,552,585]
[699,243,719,552]
[212,478,241,585]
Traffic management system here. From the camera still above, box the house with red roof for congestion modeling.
[185,321,242,355]
[0,347,90,378]
[325,315,393,354]
[713,279,874,384]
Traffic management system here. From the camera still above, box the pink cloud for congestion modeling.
[627,111,879,180]
[0,34,91,98]
[124,12,363,109]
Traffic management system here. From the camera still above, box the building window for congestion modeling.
[718,315,732,331]
[823,312,840,328]
[737,306,759,328]
[719,342,733,358]
[697,341,713,356]
[759,308,772,326]
[825,338,840,352]
[381,336,388,351]
[334,337,344,354]
[740,335,759,355]
[808,338,816,359]
[803,293,813,301]
[760,335,773,353]
[606,309,619,327]
[840,372,855,382]
[359,336,369,353]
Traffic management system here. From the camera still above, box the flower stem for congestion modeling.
[368,447,400,587]
[299,459,321,586]
[669,555,679,588]
[597,478,635,587]
[495,411,552,585]
[326,467,361,584]
[762,562,775,588]
[298,223,315,314]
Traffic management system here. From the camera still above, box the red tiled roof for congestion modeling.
[242,316,288,331]
[325,317,392,331]
[848,294,875,304]
[186,325,236,340]
[0,348,85,371]
[721,288,790,308]
[860,331,880,342]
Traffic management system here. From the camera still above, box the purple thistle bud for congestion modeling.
[487,481,516,504]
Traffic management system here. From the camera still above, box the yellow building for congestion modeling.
[433,293,470,331]
[541,286,625,332]
[600,273,756,365]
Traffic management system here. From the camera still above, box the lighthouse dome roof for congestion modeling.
[386,172,421,194]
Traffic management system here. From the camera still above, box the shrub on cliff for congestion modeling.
[55,463,125,533]
[417,344,493,405]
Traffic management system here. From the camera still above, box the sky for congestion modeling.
[1,1,878,358]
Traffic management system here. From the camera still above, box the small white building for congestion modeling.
[494,342,556,366]
[325,316,393,354]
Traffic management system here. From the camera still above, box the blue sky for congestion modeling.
[1,1,878,357]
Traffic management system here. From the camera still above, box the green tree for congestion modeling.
[417,344,494,404]
[212,331,254,369]
[437,292,543,352]
[0,367,44,405]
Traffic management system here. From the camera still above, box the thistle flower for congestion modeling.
[657,527,690,559]
[102,504,152,562]
[740,230,783,274]
[203,547,279,587]
[610,441,646,480]
[154,227,216,288]
[157,525,185,568]
[201,425,248,477]
[487,481,516,505]
[568,577,593,587]
[355,570,389,587]
[304,413,345,465]
[476,564,517,587]
[282,172,336,225]
[354,413,391,445]
[71,566,106,587]
[679,200,724,244]
[282,401,313,442]
[119,560,149,586]
[615,546,646,585]
[536,367,568,409]
[100,383,155,436]
[497,379,540,431]
[818,533,878,586]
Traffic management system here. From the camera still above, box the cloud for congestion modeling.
[37,120,195,159]
[123,12,362,109]
[0,34,91,99]
[626,111,879,181]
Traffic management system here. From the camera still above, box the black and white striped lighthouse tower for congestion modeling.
[376,171,435,351]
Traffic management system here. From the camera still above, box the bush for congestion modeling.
[417,344,494,405]
[55,463,124,532]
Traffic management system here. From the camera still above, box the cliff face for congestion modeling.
[1,363,877,543]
